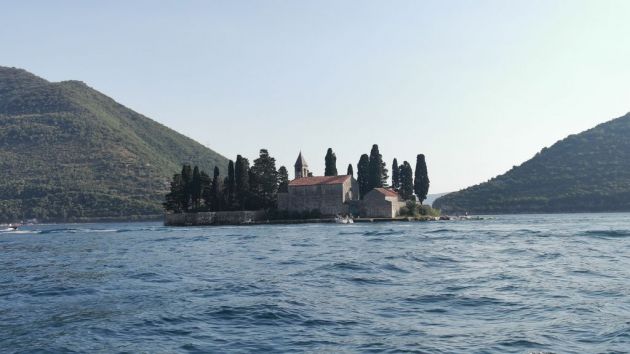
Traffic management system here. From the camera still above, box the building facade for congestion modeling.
[277,175,359,216]
[360,188,406,218]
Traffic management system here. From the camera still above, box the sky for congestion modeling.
[2,0,630,193]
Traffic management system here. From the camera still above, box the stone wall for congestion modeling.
[360,191,406,218]
[279,183,349,216]
[164,210,267,226]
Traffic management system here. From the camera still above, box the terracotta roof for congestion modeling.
[289,175,350,186]
[295,152,308,168]
[374,188,399,198]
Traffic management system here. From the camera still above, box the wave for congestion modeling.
[582,230,630,238]
[206,304,306,324]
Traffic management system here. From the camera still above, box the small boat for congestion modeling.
[1,224,19,232]
[335,215,353,224]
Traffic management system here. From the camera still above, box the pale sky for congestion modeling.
[2,0,630,193]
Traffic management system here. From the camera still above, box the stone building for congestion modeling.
[277,153,359,216]
[360,188,406,218]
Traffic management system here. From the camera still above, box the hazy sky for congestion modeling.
[2,1,630,193]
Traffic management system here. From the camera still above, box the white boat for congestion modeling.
[335,215,353,224]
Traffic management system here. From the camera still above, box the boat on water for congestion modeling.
[1,224,20,232]
[335,215,354,224]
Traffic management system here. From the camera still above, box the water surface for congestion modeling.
[1,214,629,353]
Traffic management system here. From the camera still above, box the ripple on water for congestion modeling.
[2,217,630,353]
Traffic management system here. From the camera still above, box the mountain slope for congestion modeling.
[434,113,630,214]
[0,66,229,222]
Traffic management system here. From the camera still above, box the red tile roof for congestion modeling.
[374,188,399,198]
[289,175,351,186]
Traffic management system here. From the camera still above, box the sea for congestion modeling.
[1,213,629,353]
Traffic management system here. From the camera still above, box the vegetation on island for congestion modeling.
[0,66,228,222]
[165,143,437,217]
[165,149,282,213]
[434,112,630,214]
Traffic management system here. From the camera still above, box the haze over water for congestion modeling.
[1,214,629,353]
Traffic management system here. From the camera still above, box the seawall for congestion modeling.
[164,211,267,226]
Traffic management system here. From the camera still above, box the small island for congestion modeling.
[164,145,438,226]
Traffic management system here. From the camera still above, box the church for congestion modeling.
[277,152,359,216]
[277,152,405,218]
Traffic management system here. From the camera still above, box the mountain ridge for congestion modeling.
[434,112,630,214]
[0,66,229,222]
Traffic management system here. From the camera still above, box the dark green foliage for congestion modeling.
[192,166,201,209]
[399,162,414,200]
[368,144,388,189]
[225,160,236,210]
[324,148,338,176]
[278,166,289,193]
[357,154,370,199]
[249,149,279,209]
[165,165,211,212]
[414,154,430,204]
[235,155,250,210]
[347,164,354,177]
[210,166,223,212]
[391,158,400,191]
[0,67,229,222]
[434,113,630,213]
[399,200,440,217]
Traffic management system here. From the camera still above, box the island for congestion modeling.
[164,145,439,226]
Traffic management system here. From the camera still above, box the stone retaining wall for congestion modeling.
[164,210,267,226]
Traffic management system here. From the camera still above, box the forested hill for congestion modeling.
[0,66,228,222]
[434,112,630,214]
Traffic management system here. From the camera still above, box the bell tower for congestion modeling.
[294,152,309,179]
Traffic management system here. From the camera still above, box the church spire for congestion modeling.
[294,151,309,179]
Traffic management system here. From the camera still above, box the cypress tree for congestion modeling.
[164,173,184,212]
[211,166,223,211]
[324,148,338,176]
[226,160,236,210]
[250,149,279,209]
[357,154,370,199]
[414,154,430,204]
[180,164,193,211]
[192,166,201,210]
[278,166,289,193]
[368,144,384,189]
[399,162,414,200]
[200,171,212,210]
[235,155,250,210]
[391,158,400,191]
[347,164,354,177]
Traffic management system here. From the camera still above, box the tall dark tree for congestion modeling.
[225,160,236,210]
[399,162,414,200]
[357,154,370,199]
[391,158,400,191]
[235,155,250,210]
[164,173,184,212]
[250,149,279,209]
[347,164,354,177]
[324,148,338,176]
[191,166,201,210]
[368,144,385,190]
[180,164,193,211]
[200,171,212,209]
[278,166,289,193]
[210,166,224,211]
[414,154,430,204]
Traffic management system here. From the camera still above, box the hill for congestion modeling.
[434,113,630,214]
[0,66,229,222]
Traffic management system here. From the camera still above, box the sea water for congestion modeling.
[0,214,629,353]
